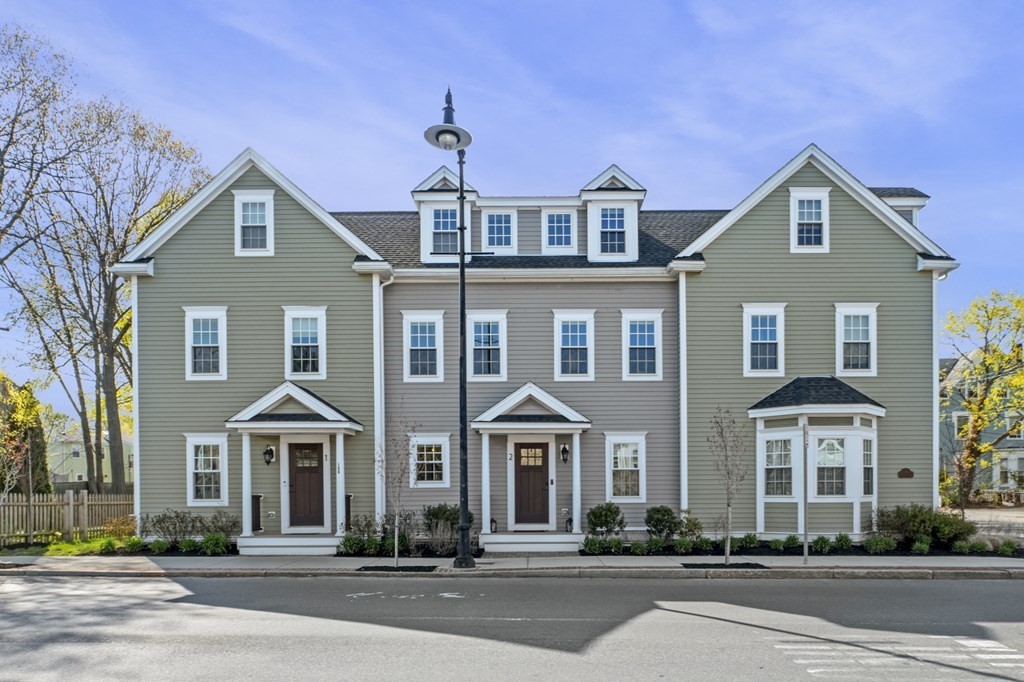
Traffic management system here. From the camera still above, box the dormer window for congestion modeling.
[483,210,517,255]
[586,202,638,262]
[433,208,458,254]
[542,209,576,255]
[789,188,830,253]
[233,190,275,256]
[419,202,468,263]
[600,208,626,254]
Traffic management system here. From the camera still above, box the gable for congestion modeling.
[265,396,314,415]
[504,397,556,417]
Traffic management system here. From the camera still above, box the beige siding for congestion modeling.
[764,503,798,534]
[687,162,935,534]
[136,167,376,531]
[807,503,854,534]
[861,501,876,532]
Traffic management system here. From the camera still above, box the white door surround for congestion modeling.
[506,434,557,531]
[280,434,332,534]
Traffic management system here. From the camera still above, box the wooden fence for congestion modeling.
[0,492,134,546]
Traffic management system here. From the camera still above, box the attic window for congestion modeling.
[433,208,458,254]
[600,207,626,254]
[789,188,830,253]
[233,190,275,257]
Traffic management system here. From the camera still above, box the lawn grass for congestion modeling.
[0,538,121,557]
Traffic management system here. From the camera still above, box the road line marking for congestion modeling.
[956,639,1011,649]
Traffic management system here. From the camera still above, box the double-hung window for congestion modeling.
[283,306,326,380]
[554,310,595,381]
[789,187,830,253]
[185,434,228,506]
[403,311,444,382]
[408,434,450,488]
[233,190,275,256]
[599,207,626,254]
[483,211,516,255]
[742,303,785,377]
[605,433,646,502]
[542,210,575,254]
[467,310,508,381]
[835,303,878,377]
[1007,412,1023,440]
[621,309,663,380]
[764,439,793,496]
[816,437,846,496]
[183,307,227,380]
[862,439,875,495]
[432,208,459,254]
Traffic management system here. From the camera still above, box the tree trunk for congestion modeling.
[394,511,399,568]
[724,503,732,566]
[102,343,126,493]
[92,357,104,494]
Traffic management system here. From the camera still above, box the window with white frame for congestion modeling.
[183,307,227,381]
[835,304,878,376]
[408,434,450,488]
[816,437,846,496]
[954,413,969,440]
[863,439,875,495]
[233,190,274,256]
[432,208,458,255]
[764,439,793,496]
[403,311,443,382]
[1007,412,1023,440]
[742,303,785,377]
[599,207,626,254]
[605,433,646,502]
[483,211,516,254]
[71,447,80,459]
[283,306,326,380]
[621,309,663,380]
[185,434,228,506]
[543,210,575,253]
[789,187,830,253]
[554,310,595,381]
[467,310,507,381]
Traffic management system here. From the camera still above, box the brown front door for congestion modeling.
[289,443,324,527]
[515,443,549,525]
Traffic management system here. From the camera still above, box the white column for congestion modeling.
[572,432,581,535]
[336,434,346,536]
[241,432,253,537]
[481,433,491,534]
[372,273,386,520]
[678,273,688,511]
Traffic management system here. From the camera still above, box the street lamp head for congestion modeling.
[424,87,472,151]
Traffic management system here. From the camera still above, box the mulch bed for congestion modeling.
[681,562,766,569]
[356,565,438,573]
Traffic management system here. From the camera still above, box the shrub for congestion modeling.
[911,537,931,555]
[426,520,457,556]
[199,533,230,556]
[145,509,201,545]
[694,537,714,554]
[382,533,411,557]
[586,503,625,537]
[582,536,604,555]
[674,538,693,555]
[422,504,473,533]
[606,537,625,555]
[679,511,704,540]
[349,514,380,541]
[201,510,241,538]
[834,533,853,551]
[99,538,117,554]
[739,533,760,550]
[864,535,897,555]
[383,510,419,540]
[811,536,832,554]
[630,541,648,556]
[951,540,971,555]
[362,537,382,556]
[340,535,364,555]
[783,534,800,549]
[998,540,1019,557]
[148,539,171,554]
[933,514,977,547]
[721,537,745,554]
[178,537,200,553]
[123,536,145,553]
[969,540,989,554]
[645,506,681,541]
[769,539,785,552]
[646,536,666,554]
[875,504,977,549]
[102,515,137,540]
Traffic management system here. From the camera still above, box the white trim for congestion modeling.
[183,306,228,381]
[742,303,786,378]
[372,273,388,520]
[678,144,950,259]
[351,260,393,275]
[788,187,831,254]
[507,435,557,531]
[475,196,582,208]
[481,209,518,256]
[678,273,688,511]
[467,310,508,382]
[835,303,879,378]
[541,208,578,255]
[226,381,356,425]
[605,431,647,503]
[402,311,444,383]
[120,147,382,263]
[755,430,803,533]
[582,164,645,191]
[233,189,275,257]
[481,433,491,533]
[110,260,153,277]
[184,433,229,507]
[412,165,476,193]
[419,201,469,264]
[571,432,582,534]
[917,255,960,275]
[393,267,674,282]
[473,382,590,424]
[335,434,346,536]
[241,433,253,537]
[280,435,332,534]
[131,277,141,529]
[749,403,887,419]
[621,309,664,381]
[586,202,638,262]
[409,433,451,489]
[553,309,596,382]
[283,306,327,381]
[932,274,941,507]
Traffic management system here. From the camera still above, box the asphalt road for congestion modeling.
[2,576,1023,681]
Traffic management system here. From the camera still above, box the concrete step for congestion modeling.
[481,533,583,554]
[237,535,339,556]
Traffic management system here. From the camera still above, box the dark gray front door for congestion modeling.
[515,443,548,524]
[289,443,323,527]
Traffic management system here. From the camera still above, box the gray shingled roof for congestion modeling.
[868,187,930,199]
[335,210,727,269]
[749,376,884,412]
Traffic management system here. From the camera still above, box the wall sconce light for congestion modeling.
[560,444,570,465]
[262,446,275,466]
[490,518,497,534]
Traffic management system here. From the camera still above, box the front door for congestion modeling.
[515,443,549,525]
[289,443,324,527]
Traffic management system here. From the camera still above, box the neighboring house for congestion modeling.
[939,356,1024,492]
[113,143,956,555]
[47,436,135,485]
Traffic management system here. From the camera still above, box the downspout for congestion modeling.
[373,271,395,521]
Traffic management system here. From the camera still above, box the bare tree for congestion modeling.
[708,407,750,565]
[377,413,418,568]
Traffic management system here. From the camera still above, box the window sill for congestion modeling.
[743,369,784,378]
[609,496,646,504]
[411,482,450,489]
[623,374,663,382]
[554,375,595,382]
[836,369,877,378]
[468,375,507,383]
[404,375,444,383]
[285,373,327,381]
[185,374,228,382]
[187,500,228,507]
[235,249,275,257]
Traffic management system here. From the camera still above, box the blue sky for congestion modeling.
[1,0,1022,412]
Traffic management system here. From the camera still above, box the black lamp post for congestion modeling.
[424,89,475,569]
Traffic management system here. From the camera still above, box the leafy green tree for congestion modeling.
[0,373,49,495]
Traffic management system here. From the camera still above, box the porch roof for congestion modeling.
[224,381,363,433]
[471,382,590,433]
[747,376,887,419]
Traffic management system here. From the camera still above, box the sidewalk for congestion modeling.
[2,552,1023,579]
